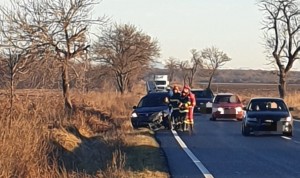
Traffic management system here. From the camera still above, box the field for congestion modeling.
[0,83,300,177]
[208,83,300,118]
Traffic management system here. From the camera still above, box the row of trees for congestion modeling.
[165,47,231,89]
[0,0,159,114]
[0,0,299,117]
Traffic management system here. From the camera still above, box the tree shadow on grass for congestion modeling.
[73,103,112,121]
[122,144,169,173]
[50,125,114,175]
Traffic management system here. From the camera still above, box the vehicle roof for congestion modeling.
[215,93,234,96]
[144,91,169,96]
[249,97,284,101]
[191,88,204,91]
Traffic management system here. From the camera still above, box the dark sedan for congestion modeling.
[191,88,214,113]
[242,97,293,136]
[131,92,171,130]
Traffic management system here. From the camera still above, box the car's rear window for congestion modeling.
[248,100,288,111]
[214,95,241,103]
[137,94,168,107]
[192,90,214,98]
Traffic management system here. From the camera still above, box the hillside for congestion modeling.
[147,68,300,84]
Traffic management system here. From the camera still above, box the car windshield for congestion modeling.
[155,81,166,85]
[248,100,288,111]
[192,90,214,98]
[137,94,168,107]
[214,95,241,103]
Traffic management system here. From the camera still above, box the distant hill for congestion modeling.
[146,68,300,84]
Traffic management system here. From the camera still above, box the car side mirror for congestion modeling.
[133,106,137,109]
[289,107,294,111]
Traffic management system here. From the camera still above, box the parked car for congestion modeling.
[191,88,214,113]
[131,92,171,130]
[241,97,293,136]
[211,93,244,121]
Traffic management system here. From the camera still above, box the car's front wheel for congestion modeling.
[242,123,250,136]
[210,116,216,121]
[283,131,293,137]
[236,118,243,122]
[132,123,138,129]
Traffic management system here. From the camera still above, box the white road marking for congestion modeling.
[281,136,300,144]
[171,130,214,178]
[281,136,292,140]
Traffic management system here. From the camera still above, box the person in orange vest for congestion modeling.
[182,85,196,131]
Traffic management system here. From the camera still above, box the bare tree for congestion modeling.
[177,49,203,88]
[93,23,160,94]
[201,46,231,89]
[187,49,202,88]
[0,0,106,113]
[179,60,189,86]
[258,0,300,98]
[165,57,179,82]
[0,49,32,125]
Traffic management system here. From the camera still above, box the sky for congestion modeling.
[96,0,300,70]
[1,0,300,70]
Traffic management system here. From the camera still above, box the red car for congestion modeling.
[210,93,244,121]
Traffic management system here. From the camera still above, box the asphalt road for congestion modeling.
[156,113,300,178]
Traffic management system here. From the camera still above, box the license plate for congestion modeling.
[224,109,235,114]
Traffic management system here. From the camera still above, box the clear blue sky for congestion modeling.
[97,0,300,70]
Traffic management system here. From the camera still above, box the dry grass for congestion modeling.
[0,85,169,178]
[0,83,299,178]
[208,83,300,118]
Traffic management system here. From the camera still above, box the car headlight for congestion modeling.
[247,117,257,122]
[236,107,243,112]
[131,112,138,118]
[217,107,224,112]
[281,116,292,121]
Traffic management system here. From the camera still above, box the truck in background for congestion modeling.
[154,75,169,91]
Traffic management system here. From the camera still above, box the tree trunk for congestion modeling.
[183,75,188,86]
[207,70,215,89]
[62,61,73,114]
[116,72,127,94]
[188,76,193,88]
[9,73,14,128]
[169,71,174,82]
[278,71,286,99]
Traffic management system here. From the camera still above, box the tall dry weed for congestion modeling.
[0,86,167,178]
[0,97,61,178]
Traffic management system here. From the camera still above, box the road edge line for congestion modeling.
[171,130,214,178]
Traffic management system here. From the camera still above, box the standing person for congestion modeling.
[169,85,181,129]
[178,88,191,131]
[182,85,196,132]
